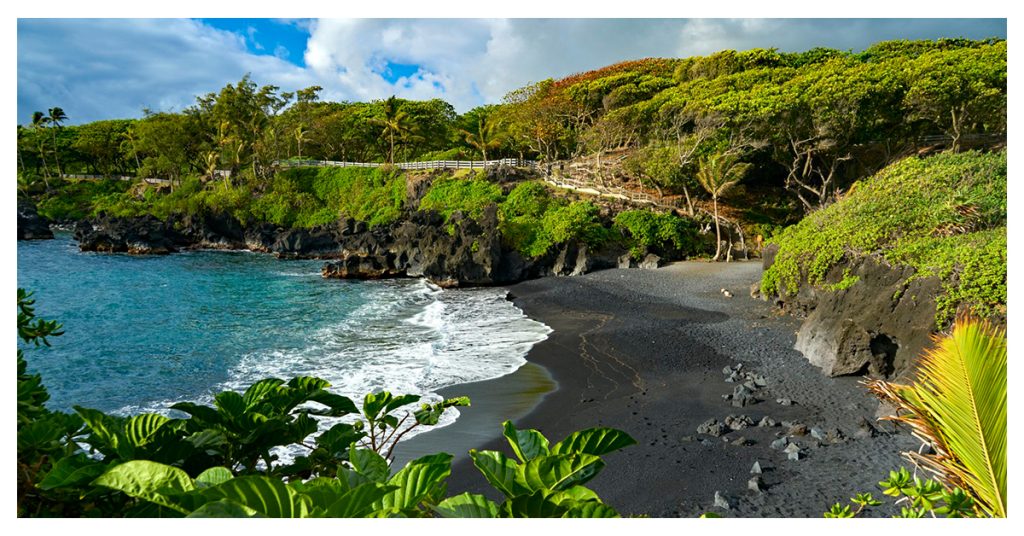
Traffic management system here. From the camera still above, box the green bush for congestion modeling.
[613,209,700,259]
[36,179,132,221]
[497,182,609,258]
[761,151,1006,327]
[418,173,503,221]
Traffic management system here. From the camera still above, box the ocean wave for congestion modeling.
[117,278,551,464]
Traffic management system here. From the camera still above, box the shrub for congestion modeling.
[418,173,503,221]
[613,209,700,259]
[761,151,1006,328]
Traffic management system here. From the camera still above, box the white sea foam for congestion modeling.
[119,278,551,464]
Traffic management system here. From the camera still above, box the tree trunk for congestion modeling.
[682,185,695,217]
[50,129,63,177]
[712,195,722,262]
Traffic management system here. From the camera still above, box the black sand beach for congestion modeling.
[404,261,918,517]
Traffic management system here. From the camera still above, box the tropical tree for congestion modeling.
[695,152,750,261]
[904,41,1007,152]
[459,109,503,161]
[372,96,416,165]
[46,107,68,177]
[866,316,1006,517]
[29,112,52,189]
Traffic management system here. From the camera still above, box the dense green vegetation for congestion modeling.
[58,167,405,229]
[19,39,1005,231]
[18,290,635,518]
[761,151,1006,327]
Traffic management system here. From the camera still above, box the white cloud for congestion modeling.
[18,18,1006,124]
[18,19,319,124]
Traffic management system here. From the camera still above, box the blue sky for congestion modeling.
[17,18,1007,125]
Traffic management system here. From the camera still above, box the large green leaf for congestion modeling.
[169,402,221,424]
[74,406,131,456]
[315,422,365,456]
[383,394,422,414]
[203,475,309,518]
[195,467,234,488]
[187,498,263,518]
[307,391,359,416]
[350,447,390,482]
[290,477,350,509]
[433,492,500,518]
[326,482,397,517]
[376,454,452,511]
[287,376,331,393]
[214,391,247,419]
[469,449,530,498]
[561,500,620,518]
[502,420,550,462]
[124,413,170,448]
[874,317,1007,517]
[550,427,637,456]
[241,378,285,409]
[92,460,195,514]
[502,490,571,518]
[37,454,107,490]
[518,453,605,492]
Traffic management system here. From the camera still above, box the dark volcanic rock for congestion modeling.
[788,256,942,379]
[179,212,246,249]
[75,215,184,254]
[17,199,54,240]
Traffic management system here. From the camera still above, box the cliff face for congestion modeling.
[72,207,626,288]
[763,246,942,380]
[17,198,54,240]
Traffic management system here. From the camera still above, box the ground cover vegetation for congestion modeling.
[761,150,1006,328]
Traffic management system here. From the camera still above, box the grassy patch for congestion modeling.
[761,150,1006,327]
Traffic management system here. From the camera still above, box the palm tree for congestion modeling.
[460,113,503,162]
[867,316,1006,517]
[30,112,51,190]
[695,152,749,261]
[294,125,309,160]
[372,96,415,165]
[46,107,67,177]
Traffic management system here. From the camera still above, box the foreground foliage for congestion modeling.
[17,289,634,517]
[866,316,1006,517]
[825,315,1006,518]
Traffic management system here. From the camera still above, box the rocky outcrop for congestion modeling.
[17,199,54,240]
[75,216,187,254]
[68,202,623,286]
[767,254,942,380]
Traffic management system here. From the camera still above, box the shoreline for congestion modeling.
[440,261,917,517]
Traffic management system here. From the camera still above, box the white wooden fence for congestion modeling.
[274,158,538,171]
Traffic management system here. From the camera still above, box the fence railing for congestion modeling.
[275,158,538,170]
[61,174,171,185]
[542,174,657,206]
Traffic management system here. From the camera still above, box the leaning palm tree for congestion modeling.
[460,113,504,162]
[866,316,1006,517]
[371,96,415,165]
[695,152,749,261]
[46,107,67,177]
[30,112,52,190]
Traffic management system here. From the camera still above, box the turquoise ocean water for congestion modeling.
[17,233,550,448]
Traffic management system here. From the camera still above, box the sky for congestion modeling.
[17,18,1007,125]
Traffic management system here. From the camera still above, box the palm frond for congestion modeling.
[866,315,1006,517]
